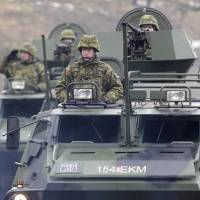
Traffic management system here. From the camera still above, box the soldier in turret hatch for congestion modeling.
[129,14,160,59]
[55,35,123,103]
[54,29,76,64]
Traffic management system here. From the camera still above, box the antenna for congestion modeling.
[42,35,51,110]
[122,22,131,146]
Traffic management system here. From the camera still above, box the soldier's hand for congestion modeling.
[104,100,113,104]
[26,84,41,93]
[6,49,19,63]
[101,97,113,104]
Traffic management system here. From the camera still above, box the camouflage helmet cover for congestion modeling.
[60,29,76,40]
[19,42,37,57]
[77,35,100,52]
[139,14,159,30]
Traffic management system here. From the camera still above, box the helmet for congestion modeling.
[19,42,37,57]
[139,14,159,31]
[60,29,76,40]
[77,35,100,52]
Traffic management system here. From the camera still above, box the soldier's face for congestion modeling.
[81,48,95,60]
[141,24,155,32]
[20,51,31,61]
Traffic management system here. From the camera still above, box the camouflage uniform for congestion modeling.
[139,15,159,58]
[55,35,123,103]
[0,42,46,92]
[54,29,76,64]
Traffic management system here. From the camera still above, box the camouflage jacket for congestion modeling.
[55,56,123,103]
[0,59,46,92]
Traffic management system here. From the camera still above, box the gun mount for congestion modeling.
[117,7,197,73]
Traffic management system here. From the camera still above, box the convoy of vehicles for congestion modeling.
[1,6,200,200]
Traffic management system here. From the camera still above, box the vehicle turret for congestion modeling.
[116,7,197,73]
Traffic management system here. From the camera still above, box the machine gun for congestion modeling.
[53,43,73,66]
[127,23,151,60]
[54,43,72,57]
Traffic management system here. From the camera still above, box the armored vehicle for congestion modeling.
[3,7,200,200]
[0,74,47,199]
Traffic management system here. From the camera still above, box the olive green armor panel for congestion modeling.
[139,14,159,30]
[77,35,100,52]
[55,56,123,103]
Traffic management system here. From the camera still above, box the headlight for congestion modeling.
[166,90,186,102]
[73,88,93,100]
[13,193,28,200]
[11,81,25,90]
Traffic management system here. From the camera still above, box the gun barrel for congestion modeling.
[127,23,144,34]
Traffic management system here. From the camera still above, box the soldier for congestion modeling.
[139,14,159,32]
[130,14,160,58]
[55,35,123,103]
[54,29,76,64]
[0,42,46,92]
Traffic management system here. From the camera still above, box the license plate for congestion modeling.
[59,162,83,174]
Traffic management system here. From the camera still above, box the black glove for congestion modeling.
[6,49,19,63]
[101,97,113,104]
[27,84,41,93]
[104,100,113,104]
